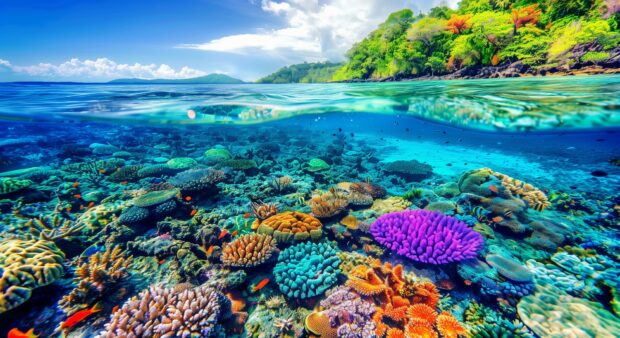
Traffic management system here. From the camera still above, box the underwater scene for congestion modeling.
[0,76,619,338]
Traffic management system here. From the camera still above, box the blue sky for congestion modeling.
[0,0,455,81]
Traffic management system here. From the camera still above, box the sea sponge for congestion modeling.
[370,210,484,264]
[485,254,533,283]
[0,178,33,195]
[256,211,322,244]
[305,311,338,338]
[168,168,225,192]
[99,284,229,337]
[310,189,349,218]
[273,242,341,299]
[383,160,433,181]
[0,238,65,313]
[132,188,179,208]
[221,234,277,267]
[60,245,133,315]
[166,157,198,170]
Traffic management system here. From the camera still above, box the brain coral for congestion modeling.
[99,284,229,338]
[168,168,225,192]
[257,211,322,244]
[221,234,277,267]
[0,238,65,313]
[370,210,484,264]
[273,242,341,299]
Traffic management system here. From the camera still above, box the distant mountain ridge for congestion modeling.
[108,73,244,84]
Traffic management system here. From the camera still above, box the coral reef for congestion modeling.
[370,210,484,264]
[273,241,341,299]
[256,211,322,244]
[221,234,277,267]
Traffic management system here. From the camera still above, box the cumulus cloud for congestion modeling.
[0,57,207,79]
[179,0,429,62]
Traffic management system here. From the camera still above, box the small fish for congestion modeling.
[218,229,229,239]
[491,216,504,223]
[206,245,215,255]
[98,169,106,174]
[120,181,128,185]
[87,201,95,208]
[252,278,270,292]
[231,230,238,237]
[488,185,498,193]
[79,204,84,211]
[610,158,620,166]
[464,279,472,286]
[471,206,487,221]
[187,109,196,120]
[82,245,100,258]
[503,210,513,218]
[7,328,37,338]
[66,207,72,212]
[73,194,82,199]
[243,212,251,219]
[60,304,101,331]
[190,209,197,216]
[185,196,192,202]
[72,182,79,188]
[590,170,608,177]
[158,258,166,265]
[111,305,119,314]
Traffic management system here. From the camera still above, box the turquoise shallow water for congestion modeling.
[0,76,619,337]
[1,74,620,131]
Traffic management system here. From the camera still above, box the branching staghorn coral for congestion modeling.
[60,245,133,315]
[13,214,86,242]
[494,171,550,211]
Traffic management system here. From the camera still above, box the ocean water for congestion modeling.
[0,76,619,337]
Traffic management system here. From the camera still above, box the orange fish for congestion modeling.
[464,279,472,286]
[66,207,72,212]
[87,201,95,208]
[60,304,100,330]
[73,194,82,199]
[98,169,106,174]
[218,229,229,239]
[158,258,166,265]
[231,230,238,237]
[72,182,79,188]
[111,305,119,314]
[190,209,197,216]
[252,278,270,292]
[491,216,504,223]
[489,185,498,193]
[206,245,215,255]
[185,196,192,202]
[79,205,84,211]
[7,328,37,338]
[120,181,128,185]
[243,212,251,219]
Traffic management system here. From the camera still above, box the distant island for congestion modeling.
[109,73,244,84]
[257,62,343,83]
[258,1,620,83]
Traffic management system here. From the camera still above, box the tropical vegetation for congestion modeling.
[257,62,343,83]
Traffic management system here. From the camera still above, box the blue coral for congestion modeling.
[273,242,341,299]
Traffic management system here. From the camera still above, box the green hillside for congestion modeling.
[257,62,343,83]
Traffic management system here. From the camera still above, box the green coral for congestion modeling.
[132,189,179,208]
[216,159,257,171]
[306,158,330,172]
[204,148,231,161]
[0,178,33,195]
[166,157,198,170]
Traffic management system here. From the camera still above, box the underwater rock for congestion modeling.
[221,234,277,267]
[89,142,119,155]
[98,284,230,337]
[517,283,620,338]
[256,211,322,244]
[0,238,65,314]
[370,210,484,264]
[273,241,340,299]
[382,160,433,181]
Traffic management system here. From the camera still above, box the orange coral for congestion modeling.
[340,214,359,230]
[436,312,468,338]
[410,282,440,309]
[346,266,388,296]
[305,311,337,338]
[256,211,322,243]
[221,234,277,267]
[386,328,406,338]
[383,304,408,323]
[310,189,349,218]
[407,304,438,325]
[251,201,277,221]
[405,324,439,338]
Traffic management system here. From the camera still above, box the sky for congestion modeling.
[0,0,458,82]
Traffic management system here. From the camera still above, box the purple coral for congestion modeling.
[320,286,376,338]
[370,210,484,264]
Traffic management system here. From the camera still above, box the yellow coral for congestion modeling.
[256,211,322,243]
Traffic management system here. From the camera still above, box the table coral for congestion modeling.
[256,211,322,244]
[273,241,341,299]
[98,284,230,338]
[0,238,65,313]
[221,234,277,267]
[370,210,484,264]
[382,160,433,181]
[168,168,224,192]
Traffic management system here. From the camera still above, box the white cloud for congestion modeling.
[179,0,429,62]
[0,57,207,79]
